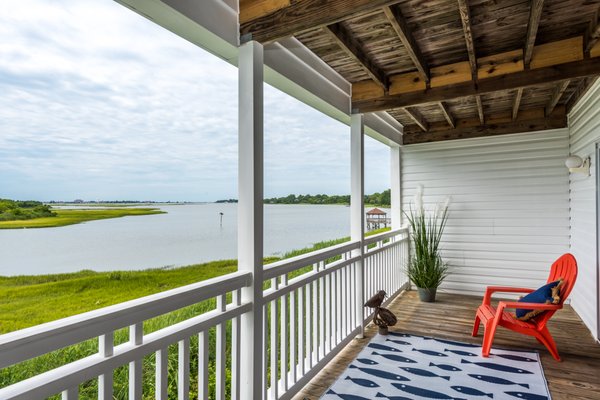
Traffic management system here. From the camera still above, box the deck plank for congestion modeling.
[293,290,600,400]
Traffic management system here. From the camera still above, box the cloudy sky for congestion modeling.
[0,0,391,202]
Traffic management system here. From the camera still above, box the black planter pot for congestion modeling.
[417,287,437,302]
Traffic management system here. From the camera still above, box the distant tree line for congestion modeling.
[0,199,56,221]
[262,189,391,206]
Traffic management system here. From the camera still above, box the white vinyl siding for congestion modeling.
[402,130,570,297]
[568,79,600,340]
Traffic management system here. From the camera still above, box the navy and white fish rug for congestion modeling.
[321,333,551,400]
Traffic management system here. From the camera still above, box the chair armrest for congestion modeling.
[482,286,535,305]
[497,301,562,313]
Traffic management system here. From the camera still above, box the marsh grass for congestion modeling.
[0,208,165,229]
[0,227,390,399]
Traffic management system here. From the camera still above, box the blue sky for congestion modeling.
[0,0,390,202]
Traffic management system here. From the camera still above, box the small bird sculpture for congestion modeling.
[364,289,397,335]
[364,290,387,308]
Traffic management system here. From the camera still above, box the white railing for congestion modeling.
[261,227,409,400]
[0,228,409,400]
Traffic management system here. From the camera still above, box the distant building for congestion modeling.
[366,208,390,230]
[73,199,84,203]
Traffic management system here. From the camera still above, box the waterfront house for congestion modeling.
[1,0,600,399]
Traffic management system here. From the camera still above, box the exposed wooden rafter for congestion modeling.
[403,107,429,131]
[512,88,523,120]
[352,55,600,112]
[457,0,477,79]
[438,102,455,128]
[545,80,571,116]
[566,77,598,111]
[325,23,388,89]
[240,0,402,43]
[382,5,429,83]
[586,9,600,54]
[475,96,484,124]
[524,0,545,67]
[403,106,567,144]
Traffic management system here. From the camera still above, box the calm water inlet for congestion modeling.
[0,204,355,276]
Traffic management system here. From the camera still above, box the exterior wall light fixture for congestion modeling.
[565,155,590,176]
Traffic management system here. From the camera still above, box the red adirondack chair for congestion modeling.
[472,253,578,361]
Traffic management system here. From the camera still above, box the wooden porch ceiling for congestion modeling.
[240,0,600,144]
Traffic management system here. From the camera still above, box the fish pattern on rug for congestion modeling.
[321,333,551,400]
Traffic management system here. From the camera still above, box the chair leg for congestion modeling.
[537,326,561,361]
[472,313,481,337]
[481,320,498,357]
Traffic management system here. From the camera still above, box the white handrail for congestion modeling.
[0,270,252,369]
[263,240,360,280]
[363,226,408,246]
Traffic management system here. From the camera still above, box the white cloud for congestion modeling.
[0,0,389,201]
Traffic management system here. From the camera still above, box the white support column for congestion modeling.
[350,113,365,337]
[390,145,402,229]
[238,40,264,400]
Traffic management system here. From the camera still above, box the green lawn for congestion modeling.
[0,208,165,229]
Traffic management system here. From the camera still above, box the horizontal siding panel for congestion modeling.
[568,79,600,340]
[402,129,570,303]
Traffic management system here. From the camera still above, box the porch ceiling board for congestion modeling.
[239,0,600,142]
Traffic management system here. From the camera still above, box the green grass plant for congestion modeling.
[0,208,165,229]
[0,227,390,399]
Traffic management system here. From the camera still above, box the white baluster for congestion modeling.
[198,331,209,400]
[98,332,113,400]
[216,294,226,400]
[129,323,143,400]
[231,289,241,400]
[155,347,168,400]
[178,338,190,400]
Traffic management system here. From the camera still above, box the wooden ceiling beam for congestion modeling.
[586,9,600,53]
[352,56,600,112]
[382,5,429,83]
[325,23,388,89]
[240,0,402,43]
[403,107,429,131]
[524,0,545,68]
[545,80,571,116]
[475,96,484,124]
[512,88,523,120]
[438,102,455,128]
[457,0,477,79]
[403,106,567,145]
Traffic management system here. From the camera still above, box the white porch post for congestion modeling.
[351,113,365,337]
[238,40,264,400]
[390,145,402,229]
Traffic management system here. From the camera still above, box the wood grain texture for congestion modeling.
[239,0,290,23]
[325,23,388,88]
[512,88,524,120]
[292,291,600,400]
[403,107,429,131]
[403,107,566,144]
[586,8,600,53]
[438,101,456,128]
[457,0,477,78]
[524,0,545,67]
[240,0,403,42]
[546,80,571,116]
[382,5,430,82]
[352,57,600,112]
[475,95,484,124]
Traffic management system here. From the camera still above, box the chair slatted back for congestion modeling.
[534,253,578,327]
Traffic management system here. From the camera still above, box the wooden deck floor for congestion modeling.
[293,290,600,400]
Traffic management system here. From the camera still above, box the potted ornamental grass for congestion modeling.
[405,185,451,302]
